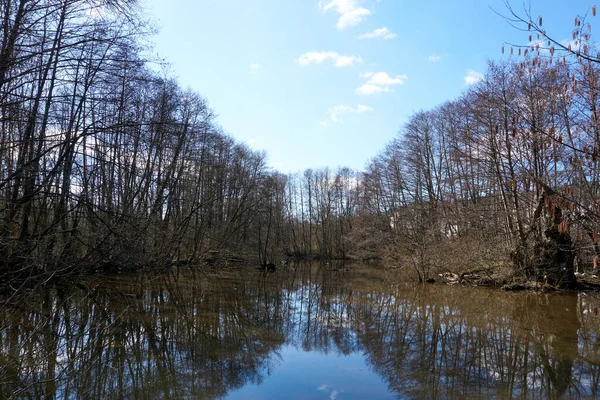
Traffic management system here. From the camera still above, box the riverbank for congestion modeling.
[432,263,600,292]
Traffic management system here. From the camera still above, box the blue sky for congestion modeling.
[142,0,596,173]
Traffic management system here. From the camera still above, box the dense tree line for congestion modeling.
[283,7,600,287]
[0,0,278,279]
[356,9,600,286]
[3,0,600,288]
[0,0,361,282]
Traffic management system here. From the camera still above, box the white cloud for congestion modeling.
[464,69,484,85]
[298,51,363,67]
[428,54,441,62]
[249,63,260,73]
[359,26,397,40]
[329,104,354,122]
[557,39,578,52]
[316,384,342,400]
[319,0,371,30]
[356,71,407,95]
[356,83,389,95]
[366,72,407,86]
[321,104,374,126]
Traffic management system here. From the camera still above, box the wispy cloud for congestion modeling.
[356,71,407,95]
[320,104,374,126]
[298,51,363,67]
[249,63,260,73]
[464,69,484,85]
[317,384,343,400]
[359,26,396,40]
[428,53,441,62]
[329,104,355,122]
[555,39,579,54]
[357,104,374,112]
[319,0,371,30]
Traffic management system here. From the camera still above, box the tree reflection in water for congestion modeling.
[0,262,599,399]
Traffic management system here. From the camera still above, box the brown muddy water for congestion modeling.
[0,261,599,399]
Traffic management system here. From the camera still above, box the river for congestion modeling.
[0,261,599,399]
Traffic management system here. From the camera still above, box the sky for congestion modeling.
[141,0,597,173]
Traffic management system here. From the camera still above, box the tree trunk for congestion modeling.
[533,205,578,289]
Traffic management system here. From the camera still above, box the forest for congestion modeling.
[1,0,600,289]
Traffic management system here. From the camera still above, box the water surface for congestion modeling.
[1,262,599,399]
